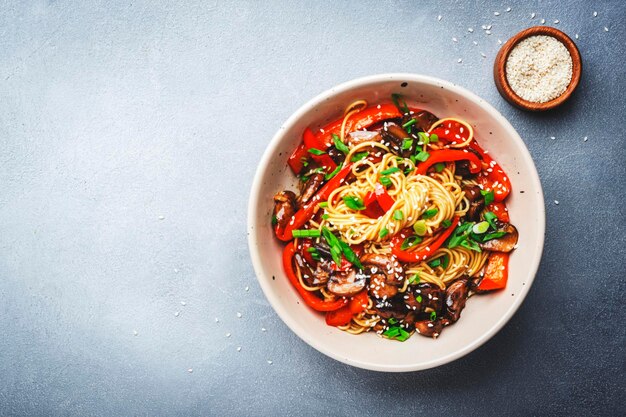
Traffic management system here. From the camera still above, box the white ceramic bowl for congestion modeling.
[248,74,545,372]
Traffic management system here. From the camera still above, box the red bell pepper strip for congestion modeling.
[315,104,404,147]
[486,202,510,223]
[276,163,353,241]
[415,150,482,176]
[469,140,511,202]
[390,217,460,262]
[362,191,384,219]
[299,240,317,267]
[325,290,369,327]
[303,128,337,172]
[283,242,347,311]
[477,252,509,291]
[374,183,395,212]
[429,119,471,145]
[330,244,364,272]
[287,143,309,174]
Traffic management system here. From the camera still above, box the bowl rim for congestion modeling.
[247,73,545,372]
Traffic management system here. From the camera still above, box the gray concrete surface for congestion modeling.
[0,1,624,416]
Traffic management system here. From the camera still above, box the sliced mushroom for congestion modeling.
[480,223,518,253]
[297,173,324,207]
[380,123,414,158]
[463,185,485,222]
[294,253,329,287]
[374,297,407,320]
[347,130,381,147]
[327,268,367,297]
[444,277,469,323]
[414,319,445,338]
[405,283,444,314]
[273,190,297,230]
[361,253,404,284]
[369,273,399,300]
[327,147,346,165]
[403,110,439,132]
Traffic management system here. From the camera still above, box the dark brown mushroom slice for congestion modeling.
[273,190,297,230]
[444,277,470,323]
[405,283,444,314]
[455,148,483,179]
[327,147,346,165]
[480,223,518,253]
[294,253,329,287]
[347,130,382,147]
[361,253,404,285]
[373,296,407,320]
[368,273,398,300]
[297,173,324,207]
[327,269,367,297]
[380,123,414,158]
[403,110,439,132]
[414,319,445,338]
[463,184,485,222]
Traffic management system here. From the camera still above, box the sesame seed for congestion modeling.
[215,317,219,323]
[236,312,242,318]
[457,58,463,63]
[541,18,546,24]
[188,368,193,373]
[180,301,186,306]
[486,25,492,30]
[554,200,559,205]
[158,215,165,220]
[583,136,588,142]
[494,12,500,16]
[261,327,266,332]
[236,347,242,352]
[468,28,474,33]
[593,11,598,17]
[267,360,273,365]
[506,7,511,12]
[553,20,559,24]
[498,39,502,44]
[245,286,249,292]
[575,34,579,39]
[531,12,536,19]
[550,136,556,140]
[481,52,486,58]
[174,311,180,317]
[485,30,492,35]
[604,27,609,32]
[452,37,458,42]
[225,332,231,337]
[473,40,478,46]
[133,330,138,336]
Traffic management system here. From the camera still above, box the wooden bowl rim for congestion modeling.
[493,26,582,111]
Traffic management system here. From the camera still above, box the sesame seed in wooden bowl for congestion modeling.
[494,26,582,111]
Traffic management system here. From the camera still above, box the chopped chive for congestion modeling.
[484,211,498,229]
[383,326,400,338]
[325,164,342,180]
[300,175,309,182]
[393,210,404,220]
[416,295,423,303]
[408,274,420,284]
[422,208,439,219]
[391,93,410,114]
[350,151,369,162]
[413,220,427,236]
[404,166,414,175]
[402,138,414,150]
[441,219,452,228]
[318,202,328,208]
[429,133,439,142]
[388,318,398,325]
[322,214,330,220]
[428,258,441,268]
[301,159,309,167]
[417,131,429,143]
[402,118,417,129]
[401,235,422,250]
[271,215,277,226]
[441,254,450,269]
[332,134,350,154]
[379,228,389,238]
[481,189,495,205]
[434,162,446,173]
[395,327,410,341]
[311,252,321,261]
[430,311,437,321]
[379,176,392,188]
[307,148,326,155]
[415,151,430,162]
[483,231,507,241]
[380,167,400,175]
[291,229,322,238]
[343,196,365,210]
[306,247,317,253]
[472,221,490,234]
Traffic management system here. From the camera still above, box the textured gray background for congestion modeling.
[0,1,624,416]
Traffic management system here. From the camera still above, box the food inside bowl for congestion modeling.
[271,94,518,341]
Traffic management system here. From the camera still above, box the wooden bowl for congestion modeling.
[493,26,582,111]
